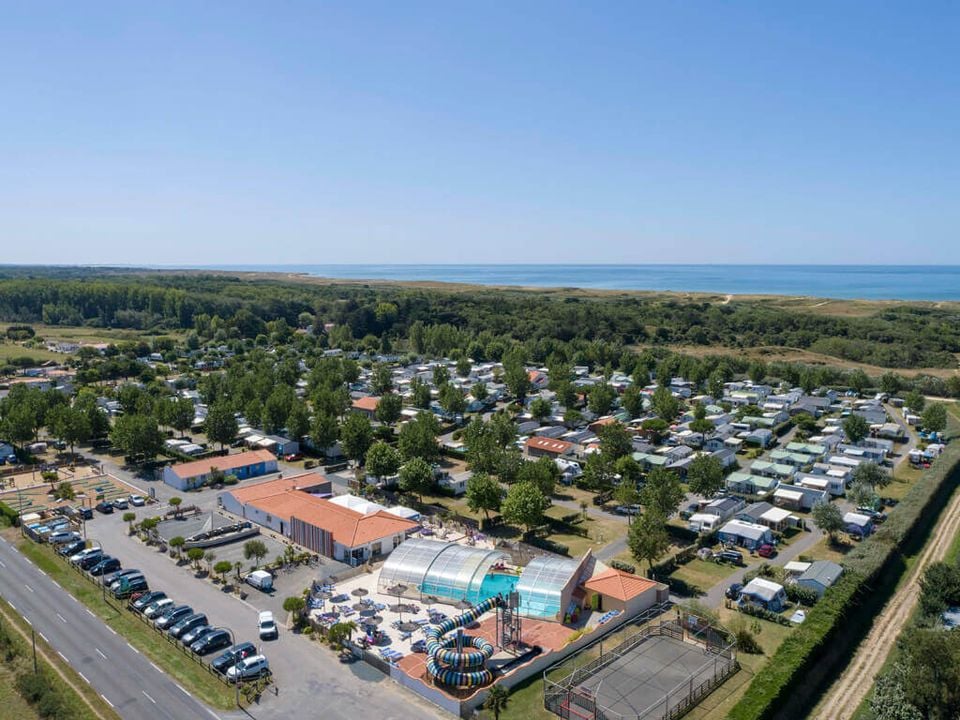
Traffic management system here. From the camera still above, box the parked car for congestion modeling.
[615,504,640,516]
[129,495,146,507]
[180,624,213,646]
[78,553,106,571]
[257,611,278,640]
[856,507,887,523]
[103,568,140,586]
[131,591,167,613]
[212,643,257,674]
[114,576,148,599]
[48,530,81,545]
[725,583,743,600]
[226,655,270,680]
[59,540,86,557]
[144,598,175,619]
[717,549,745,566]
[155,605,193,629]
[70,548,101,565]
[89,557,121,576]
[110,573,145,592]
[283,453,302,462]
[757,544,777,559]
[95,502,114,514]
[169,613,208,639]
[192,629,232,656]
[245,570,273,592]
[112,498,128,510]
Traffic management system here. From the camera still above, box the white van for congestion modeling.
[245,570,273,592]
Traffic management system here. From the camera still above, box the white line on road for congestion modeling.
[107,626,117,635]
[51,580,61,589]
[78,671,89,684]
[23,617,31,627]
[176,684,190,697]
[85,608,95,617]
[206,709,221,720]
[39,632,48,642]
[57,651,68,663]
[23,583,33,593]
[37,569,46,576]
[7,602,14,611]
[95,648,107,659]
[127,642,140,654]
[142,691,156,704]
[150,661,162,672]
[100,694,114,709]
[0,559,6,568]
[56,613,67,624]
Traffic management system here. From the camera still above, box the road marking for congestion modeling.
[37,569,46,576]
[95,647,107,659]
[100,694,114,709]
[7,602,14,611]
[150,661,162,673]
[0,559,6,568]
[127,642,140,654]
[78,671,89,684]
[206,709,221,720]
[142,691,156,704]
[85,608,95,618]
[176,684,190,697]
[38,632,48,642]
[57,651,68,663]
[56,613,67,624]
[23,583,33,593]
[51,580,61,589]
[107,626,117,635]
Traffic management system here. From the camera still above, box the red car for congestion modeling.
[284,453,303,462]
[757,544,777,558]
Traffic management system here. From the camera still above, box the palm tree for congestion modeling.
[484,685,509,720]
[328,620,358,651]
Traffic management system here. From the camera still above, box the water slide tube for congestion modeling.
[425,595,504,687]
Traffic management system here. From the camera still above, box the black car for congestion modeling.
[114,576,149,599]
[169,613,208,639]
[104,568,141,587]
[155,605,193,630]
[89,556,120,576]
[191,629,232,656]
[58,540,86,557]
[181,624,213,646]
[212,643,257,674]
[725,582,743,600]
[95,502,114,514]
[78,553,106,571]
[131,591,167,613]
[717,549,745,566]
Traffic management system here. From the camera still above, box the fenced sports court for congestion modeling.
[543,611,738,720]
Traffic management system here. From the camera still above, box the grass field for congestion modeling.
[0,342,64,364]
[15,537,238,710]
[668,558,736,595]
[0,662,41,720]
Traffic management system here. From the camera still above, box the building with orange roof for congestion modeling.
[525,436,574,458]
[583,567,668,615]
[162,449,278,491]
[351,395,380,418]
[220,481,417,566]
[219,472,332,515]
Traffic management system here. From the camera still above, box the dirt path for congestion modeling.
[812,480,960,719]
[0,599,116,720]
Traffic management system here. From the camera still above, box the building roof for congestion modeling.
[798,560,843,587]
[719,519,770,541]
[525,436,574,454]
[168,449,276,479]
[742,577,784,601]
[225,472,330,504]
[285,494,416,548]
[351,396,380,412]
[584,568,660,602]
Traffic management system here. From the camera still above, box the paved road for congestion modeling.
[0,534,216,720]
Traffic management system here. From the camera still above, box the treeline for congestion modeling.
[0,272,959,368]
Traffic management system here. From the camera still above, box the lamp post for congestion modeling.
[221,626,241,707]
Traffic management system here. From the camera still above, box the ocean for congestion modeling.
[198,265,960,301]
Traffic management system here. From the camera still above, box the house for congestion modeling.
[555,458,582,485]
[843,511,874,538]
[735,501,776,524]
[796,471,847,497]
[162,450,278,491]
[438,470,471,496]
[710,447,738,469]
[582,568,669,615]
[769,450,814,469]
[726,472,779,498]
[876,423,904,440]
[717,519,774,550]
[773,485,827,511]
[796,561,843,597]
[703,497,746,522]
[527,369,549,390]
[350,396,380,419]
[524,436,574,458]
[853,404,887,426]
[750,461,796,481]
[757,506,798,532]
[739,578,787,612]
[744,428,774,448]
[219,472,333,519]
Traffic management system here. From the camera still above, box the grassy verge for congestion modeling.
[15,539,237,710]
[0,596,120,720]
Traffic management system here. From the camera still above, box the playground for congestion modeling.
[0,468,143,516]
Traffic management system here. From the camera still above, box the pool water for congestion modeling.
[475,572,519,602]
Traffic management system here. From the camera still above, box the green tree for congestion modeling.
[438,383,466,417]
[286,400,311,441]
[204,402,238,451]
[365,441,401,479]
[48,404,91,459]
[622,385,644,419]
[471,381,488,403]
[398,457,435,503]
[921,403,947,434]
[516,456,560,497]
[371,363,394,395]
[483,685,510,720]
[904,390,925,414]
[169,397,196,437]
[282,595,307,628]
[327,620,358,650]
[122,511,137,534]
[599,422,633,460]
[614,455,642,486]
[897,628,960,717]
[641,467,684,517]
[187,546,205,571]
[628,509,670,572]
[244,539,268,568]
[581,452,615,491]
[340,413,374,464]
[843,413,870,445]
[587,383,617,416]
[503,353,530,400]
[398,412,440,462]
[375,392,403,426]
[432,364,450,388]
[410,377,432,409]
[687,454,724,497]
[465,473,503,521]
[879,372,901,396]
[169,535,186,560]
[918,561,960,618]
[529,397,552,421]
[812,502,844,544]
[853,461,891,489]
[110,413,164,461]
[640,418,669,444]
[614,480,641,522]
[651,386,680,421]
[848,481,878,509]
[501,481,548,533]
[214,560,234,584]
[169,496,183,518]
[310,412,339,453]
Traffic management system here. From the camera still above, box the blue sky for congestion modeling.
[1,2,957,265]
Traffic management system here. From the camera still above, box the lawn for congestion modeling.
[669,558,735,595]
[803,536,855,564]
[15,538,238,710]
[0,663,41,720]
[0,342,64,364]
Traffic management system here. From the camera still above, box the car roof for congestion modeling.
[258,611,274,620]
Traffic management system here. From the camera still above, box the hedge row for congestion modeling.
[0,500,18,525]
[729,436,960,720]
